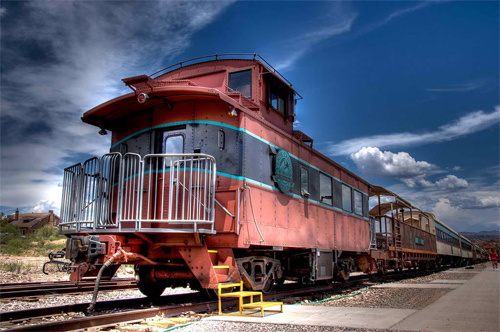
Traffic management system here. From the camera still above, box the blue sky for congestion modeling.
[0,1,498,232]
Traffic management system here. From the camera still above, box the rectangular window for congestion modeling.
[353,190,363,215]
[229,69,252,98]
[342,184,352,212]
[278,96,286,114]
[300,166,309,196]
[320,173,333,205]
[267,78,288,116]
[271,91,278,109]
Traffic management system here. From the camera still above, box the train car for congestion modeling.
[368,186,437,272]
[433,217,462,267]
[472,244,483,263]
[459,234,473,265]
[56,54,374,297]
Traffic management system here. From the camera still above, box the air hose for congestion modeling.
[87,250,123,314]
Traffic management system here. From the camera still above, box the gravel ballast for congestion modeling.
[307,287,450,310]
[174,321,414,332]
[0,288,194,312]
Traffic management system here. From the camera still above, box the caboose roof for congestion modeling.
[369,185,428,216]
[151,54,301,98]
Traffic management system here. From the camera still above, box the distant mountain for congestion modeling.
[461,230,500,251]
[461,230,500,239]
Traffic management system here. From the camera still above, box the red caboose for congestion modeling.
[59,54,372,297]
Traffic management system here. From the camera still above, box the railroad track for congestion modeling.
[0,267,446,331]
[0,278,137,299]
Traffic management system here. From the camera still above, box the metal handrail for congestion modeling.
[59,152,217,234]
[150,53,293,87]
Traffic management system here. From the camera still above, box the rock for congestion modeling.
[116,324,152,331]
[169,317,192,324]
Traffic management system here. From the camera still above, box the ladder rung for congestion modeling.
[214,265,230,269]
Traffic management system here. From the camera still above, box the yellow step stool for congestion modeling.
[217,281,283,317]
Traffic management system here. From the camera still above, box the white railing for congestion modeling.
[59,153,217,234]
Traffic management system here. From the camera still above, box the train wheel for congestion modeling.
[337,267,350,282]
[135,266,166,300]
[262,277,274,293]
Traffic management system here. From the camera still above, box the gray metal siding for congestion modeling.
[111,123,369,218]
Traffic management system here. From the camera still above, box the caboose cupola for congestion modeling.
[82,54,302,135]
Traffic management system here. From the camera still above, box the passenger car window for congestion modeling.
[353,190,363,215]
[342,184,352,212]
[300,166,309,196]
[229,69,252,98]
[320,173,332,205]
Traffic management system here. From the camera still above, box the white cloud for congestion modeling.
[0,7,6,17]
[401,176,434,188]
[293,120,301,128]
[447,193,500,210]
[30,200,59,213]
[350,147,471,191]
[435,175,469,190]
[452,166,462,171]
[383,183,500,232]
[274,2,434,72]
[325,105,500,156]
[356,2,432,36]
[0,2,234,211]
[351,147,432,178]
[274,7,357,71]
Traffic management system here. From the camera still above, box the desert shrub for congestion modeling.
[0,224,66,256]
[1,238,31,255]
[0,217,21,245]
[31,225,64,242]
[1,260,36,274]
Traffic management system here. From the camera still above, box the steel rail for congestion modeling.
[0,278,136,299]
[0,277,135,289]
[2,284,346,331]
[2,267,450,331]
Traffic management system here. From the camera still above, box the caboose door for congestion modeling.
[156,131,186,225]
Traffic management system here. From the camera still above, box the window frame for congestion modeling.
[300,165,309,197]
[267,78,290,117]
[228,69,252,98]
[353,189,363,215]
[319,172,333,206]
[342,184,352,212]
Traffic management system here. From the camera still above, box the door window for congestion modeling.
[164,134,184,154]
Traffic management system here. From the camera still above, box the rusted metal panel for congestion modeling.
[400,222,437,253]
[214,190,238,233]
[178,247,218,288]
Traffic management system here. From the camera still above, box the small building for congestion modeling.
[8,209,60,236]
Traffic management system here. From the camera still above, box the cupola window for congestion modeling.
[267,77,292,117]
[229,69,252,98]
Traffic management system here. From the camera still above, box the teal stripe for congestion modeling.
[118,169,368,220]
[461,238,472,246]
[215,171,368,220]
[435,221,460,240]
[111,120,368,197]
